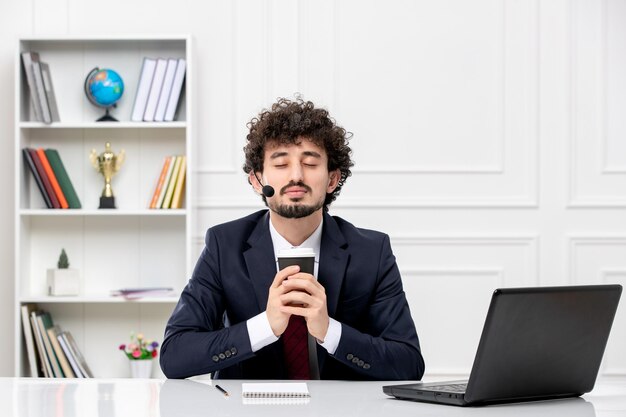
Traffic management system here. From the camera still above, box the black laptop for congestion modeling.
[383,284,622,406]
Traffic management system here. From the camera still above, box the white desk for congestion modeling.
[2,377,626,417]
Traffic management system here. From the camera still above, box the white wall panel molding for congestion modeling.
[194,196,538,209]
[330,0,538,207]
[569,0,626,207]
[389,235,539,287]
[403,267,503,376]
[567,235,626,375]
[567,235,626,283]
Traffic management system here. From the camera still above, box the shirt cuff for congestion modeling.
[318,318,342,355]
[246,312,279,352]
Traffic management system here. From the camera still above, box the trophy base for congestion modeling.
[99,196,116,209]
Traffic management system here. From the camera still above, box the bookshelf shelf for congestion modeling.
[14,35,193,379]
[19,121,187,129]
[20,296,179,304]
[20,209,188,216]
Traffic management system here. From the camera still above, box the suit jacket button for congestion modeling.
[363,363,370,370]
[225,350,232,358]
[231,347,237,355]
[219,353,226,360]
[212,355,219,362]
[357,360,364,367]
[352,357,359,364]
[346,354,354,360]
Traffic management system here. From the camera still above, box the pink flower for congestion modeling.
[132,350,141,358]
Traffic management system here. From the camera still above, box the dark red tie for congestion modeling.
[282,315,311,379]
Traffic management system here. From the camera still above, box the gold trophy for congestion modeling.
[90,142,125,209]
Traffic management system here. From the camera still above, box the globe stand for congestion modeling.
[96,108,118,122]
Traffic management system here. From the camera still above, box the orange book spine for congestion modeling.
[36,148,68,209]
[149,156,172,209]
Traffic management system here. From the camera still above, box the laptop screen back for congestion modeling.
[465,285,622,404]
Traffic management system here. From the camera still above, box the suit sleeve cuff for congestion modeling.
[246,312,279,352]
[317,318,342,354]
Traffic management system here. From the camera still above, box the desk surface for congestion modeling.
[1,377,626,417]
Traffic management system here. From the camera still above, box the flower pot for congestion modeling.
[47,268,80,296]
[129,359,153,378]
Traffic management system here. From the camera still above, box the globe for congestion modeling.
[84,67,124,121]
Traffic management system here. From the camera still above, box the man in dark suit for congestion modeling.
[160,98,425,380]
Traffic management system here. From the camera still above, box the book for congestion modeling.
[149,156,172,209]
[164,58,186,122]
[30,52,52,124]
[44,149,82,208]
[36,148,68,209]
[28,148,60,208]
[161,155,182,209]
[241,382,310,398]
[20,304,41,377]
[170,156,186,209]
[36,312,65,377]
[63,331,94,377]
[20,52,44,122]
[154,59,178,122]
[40,62,60,122]
[57,332,84,378]
[30,312,51,377]
[143,58,168,121]
[156,155,177,209]
[22,148,52,208]
[110,287,175,299]
[47,325,76,378]
[131,57,157,121]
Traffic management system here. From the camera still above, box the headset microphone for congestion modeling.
[262,184,275,198]
[254,172,275,197]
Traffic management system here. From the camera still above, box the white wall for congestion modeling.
[1,0,625,377]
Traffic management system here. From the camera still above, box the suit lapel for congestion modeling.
[318,212,349,317]
[243,212,278,312]
[316,212,349,373]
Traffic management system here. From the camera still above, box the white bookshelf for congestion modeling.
[14,36,193,378]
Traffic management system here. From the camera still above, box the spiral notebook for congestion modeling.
[241,383,310,399]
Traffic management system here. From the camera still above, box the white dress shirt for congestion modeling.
[246,217,342,355]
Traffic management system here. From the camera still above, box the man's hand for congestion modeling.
[266,265,300,337]
[280,272,330,342]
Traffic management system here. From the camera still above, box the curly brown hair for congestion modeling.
[243,97,353,210]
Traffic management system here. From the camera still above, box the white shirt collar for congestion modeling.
[269,216,323,264]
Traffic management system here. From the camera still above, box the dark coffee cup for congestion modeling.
[277,248,315,275]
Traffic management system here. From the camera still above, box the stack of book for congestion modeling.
[149,155,186,209]
[131,57,186,122]
[110,287,175,300]
[21,51,60,124]
[22,148,81,209]
[20,304,94,378]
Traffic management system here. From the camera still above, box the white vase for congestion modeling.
[129,359,153,378]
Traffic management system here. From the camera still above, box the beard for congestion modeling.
[271,199,324,219]
[268,181,324,219]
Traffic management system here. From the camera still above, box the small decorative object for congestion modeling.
[84,67,124,122]
[119,332,159,378]
[47,248,80,296]
[90,142,125,209]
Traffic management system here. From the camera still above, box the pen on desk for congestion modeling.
[215,384,229,397]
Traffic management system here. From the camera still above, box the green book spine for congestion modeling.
[44,149,81,208]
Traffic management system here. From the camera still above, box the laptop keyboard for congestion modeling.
[421,383,467,393]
